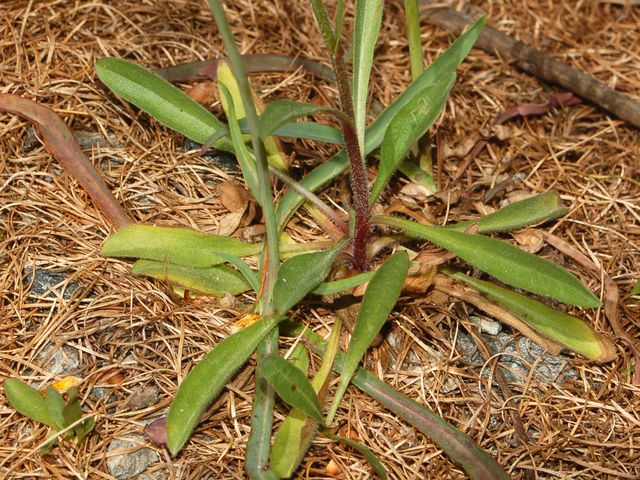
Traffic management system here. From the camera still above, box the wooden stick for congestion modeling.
[420,3,640,129]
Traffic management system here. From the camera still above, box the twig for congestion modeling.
[420,3,640,129]
[268,164,348,235]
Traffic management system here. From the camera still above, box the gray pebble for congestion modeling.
[36,342,79,377]
[107,435,159,480]
[183,138,238,172]
[24,265,80,300]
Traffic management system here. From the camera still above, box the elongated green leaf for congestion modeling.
[288,342,310,375]
[167,315,279,455]
[270,343,312,478]
[321,430,387,479]
[272,121,343,144]
[631,280,640,295]
[327,251,409,423]
[444,192,569,233]
[101,225,259,268]
[4,379,57,428]
[218,83,261,196]
[61,387,82,428]
[246,329,279,480]
[271,318,342,478]
[259,355,323,423]
[270,408,309,478]
[449,272,615,361]
[215,252,259,292]
[370,73,455,203]
[217,60,287,172]
[313,270,375,295]
[273,244,342,314]
[353,0,383,151]
[366,17,485,150]
[377,215,601,308]
[259,99,345,139]
[95,58,232,150]
[211,119,343,145]
[301,329,509,480]
[276,18,485,229]
[132,260,251,296]
[45,387,66,430]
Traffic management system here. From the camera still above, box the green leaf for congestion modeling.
[312,270,375,296]
[377,215,601,308]
[215,252,259,292]
[132,260,251,296]
[353,0,383,151]
[74,416,96,444]
[259,355,323,423]
[61,387,82,433]
[4,379,57,428]
[301,329,509,480]
[444,192,569,233]
[167,315,279,455]
[327,251,409,423]
[321,430,388,479]
[631,280,640,296]
[366,17,485,150]
[218,83,261,196]
[449,272,615,361]
[276,18,485,229]
[272,121,343,144]
[271,319,342,478]
[273,244,342,314]
[270,408,310,478]
[217,60,287,172]
[95,58,232,150]
[370,73,455,203]
[45,387,66,430]
[246,329,279,480]
[270,342,312,479]
[101,225,259,268]
[259,99,345,139]
[288,342,310,375]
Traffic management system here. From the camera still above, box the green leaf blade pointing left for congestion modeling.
[370,72,455,203]
[101,225,259,268]
[327,251,410,423]
[273,244,342,314]
[378,215,601,308]
[95,58,232,150]
[167,315,279,455]
[4,379,58,429]
[132,260,251,296]
[259,355,323,423]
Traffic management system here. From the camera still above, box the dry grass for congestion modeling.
[1,0,639,479]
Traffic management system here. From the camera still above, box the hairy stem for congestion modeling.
[334,50,370,271]
[308,0,371,270]
[207,0,280,314]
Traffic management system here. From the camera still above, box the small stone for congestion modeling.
[37,343,79,377]
[469,316,502,335]
[24,265,80,300]
[125,385,159,410]
[183,138,238,172]
[107,435,159,480]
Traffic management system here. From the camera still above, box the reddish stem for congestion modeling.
[333,50,370,271]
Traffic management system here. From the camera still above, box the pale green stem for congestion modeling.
[207,0,280,314]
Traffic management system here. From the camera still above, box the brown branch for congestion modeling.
[0,94,130,230]
[420,3,640,129]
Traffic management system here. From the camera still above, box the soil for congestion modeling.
[1,1,639,479]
